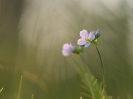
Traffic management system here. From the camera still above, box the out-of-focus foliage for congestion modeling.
[0,0,133,99]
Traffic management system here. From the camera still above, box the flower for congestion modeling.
[62,43,75,56]
[77,30,95,48]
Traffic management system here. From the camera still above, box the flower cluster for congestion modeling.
[62,29,100,56]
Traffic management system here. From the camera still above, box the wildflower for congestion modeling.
[77,30,95,48]
[62,43,75,56]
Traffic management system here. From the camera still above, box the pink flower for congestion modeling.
[62,43,75,56]
[77,30,95,48]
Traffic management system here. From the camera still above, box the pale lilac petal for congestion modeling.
[62,43,75,56]
[80,30,89,39]
[89,32,95,41]
[84,42,90,48]
[77,38,86,45]
[62,44,70,50]
[62,50,71,56]
[69,43,75,50]
[95,29,100,35]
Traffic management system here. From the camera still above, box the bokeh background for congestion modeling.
[0,0,133,99]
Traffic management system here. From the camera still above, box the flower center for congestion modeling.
[86,38,90,42]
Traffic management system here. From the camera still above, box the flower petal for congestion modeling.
[80,30,89,39]
[62,50,71,56]
[77,38,86,46]
[89,32,95,41]
[95,29,100,35]
[62,44,70,50]
[62,43,75,56]
[69,43,75,51]
[84,42,90,48]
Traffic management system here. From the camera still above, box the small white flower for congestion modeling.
[77,30,95,48]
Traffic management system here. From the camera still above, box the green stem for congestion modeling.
[17,76,22,99]
[31,94,34,99]
[95,45,105,92]
[80,55,95,95]
[0,87,3,93]
[80,55,91,75]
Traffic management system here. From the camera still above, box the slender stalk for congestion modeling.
[70,56,84,77]
[80,97,82,99]
[80,55,101,99]
[80,55,91,76]
[0,87,3,93]
[17,76,22,99]
[95,45,105,92]
[31,94,34,99]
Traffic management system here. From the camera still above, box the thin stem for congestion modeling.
[95,45,105,92]
[70,56,84,76]
[80,55,93,87]
[31,94,34,99]
[80,55,91,75]
[0,87,3,93]
[17,76,22,99]
[80,55,98,99]
[80,97,82,99]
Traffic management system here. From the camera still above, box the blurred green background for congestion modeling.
[0,0,133,99]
